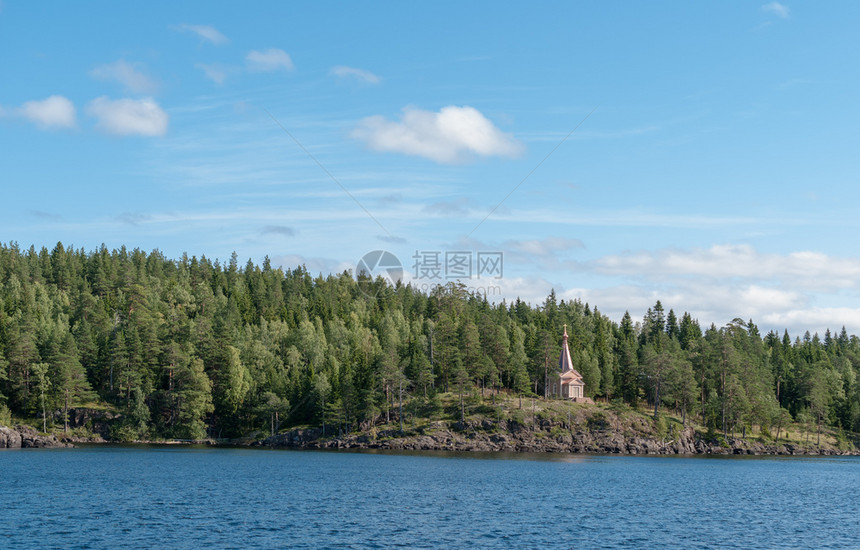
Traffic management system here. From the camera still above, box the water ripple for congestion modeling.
[0,447,858,548]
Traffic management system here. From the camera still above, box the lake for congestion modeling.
[1,446,857,549]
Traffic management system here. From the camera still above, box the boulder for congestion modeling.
[16,425,72,448]
[0,426,22,448]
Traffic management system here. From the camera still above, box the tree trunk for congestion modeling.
[681,397,686,426]
[385,385,390,423]
[721,370,727,439]
[531,399,535,430]
[459,384,465,423]
[64,390,70,433]
[544,354,548,399]
[817,413,821,446]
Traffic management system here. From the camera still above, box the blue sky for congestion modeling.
[2,1,860,335]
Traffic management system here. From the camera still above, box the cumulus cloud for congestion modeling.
[330,65,380,84]
[761,308,860,333]
[545,243,860,335]
[557,278,860,337]
[18,95,76,128]
[594,244,860,291]
[173,23,229,45]
[90,59,159,94]
[352,105,524,164]
[762,2,789,18]
[86,97,168,136]
[246,48,294,72]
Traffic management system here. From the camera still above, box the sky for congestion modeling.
[2,2,860,337]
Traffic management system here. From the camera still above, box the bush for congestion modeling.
[509,409,526,426]
[705,425,717,441]
[0,404,11,427]
[550,426,568,438]
[653,414,668,439]
[537,409,554,421]
[420,395,444,419]
[609,398,627,413]
[109,423,141,443]
[836,430,854,452]
[586,411,609,430]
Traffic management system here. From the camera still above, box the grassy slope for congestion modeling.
[348,390,858,453]
[8,391,857,452]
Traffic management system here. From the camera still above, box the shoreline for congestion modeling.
[6,415,858,457]
[252,423,860,457]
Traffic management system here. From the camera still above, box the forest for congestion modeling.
[0,241,858,443]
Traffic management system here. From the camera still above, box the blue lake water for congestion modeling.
[1,446,858,549]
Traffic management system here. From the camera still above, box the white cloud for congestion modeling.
[541,243,860,335]
[624,282,854,336]
[90,59,159,94]
[762,2,789,18]
[246,48,294,73]
[504,237,584,257]
[271,254,353,276]
[330,65,380,84]
[352,105,524,164]
[86,97,168,136]
[761,308,860,334]
[173,23,229,45]
[196,63,228,85]
[18,95,76,128]
[594,244,860,291]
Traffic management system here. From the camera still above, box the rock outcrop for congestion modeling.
[255,422,856,456]
[0,425,73,448]
[0,426,22,448]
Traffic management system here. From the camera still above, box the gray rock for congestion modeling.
[16,425,72,448]
[0,426,22,448]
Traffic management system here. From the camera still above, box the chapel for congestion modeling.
[551,325,590,402]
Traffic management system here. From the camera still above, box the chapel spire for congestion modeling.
[559,324,574,373]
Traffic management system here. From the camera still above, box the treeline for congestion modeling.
[0,242,858,442]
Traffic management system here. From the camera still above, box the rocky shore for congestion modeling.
[256,421,858,457]
[0,425,73,449]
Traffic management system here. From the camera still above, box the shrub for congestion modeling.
[653,414,668,439]
[586,411,609,430]
[0,404,11,427]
